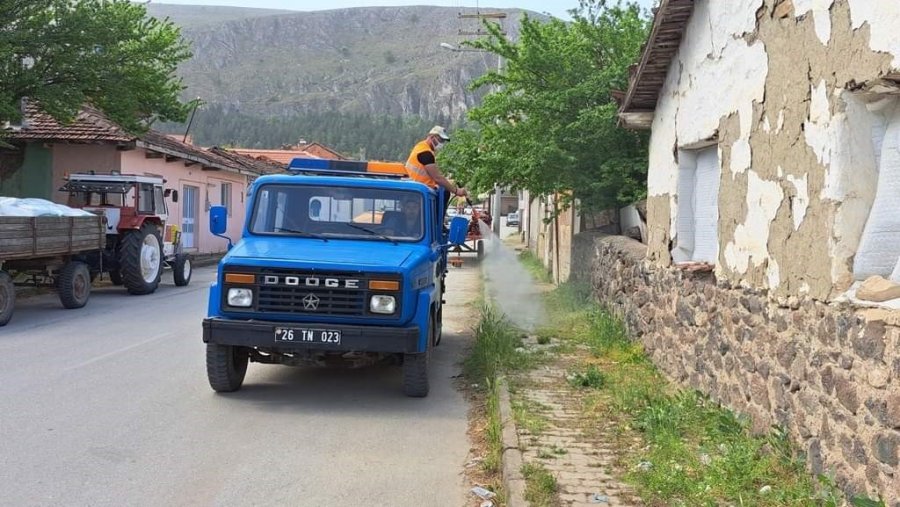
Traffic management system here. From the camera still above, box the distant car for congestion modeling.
[506,211,520,226]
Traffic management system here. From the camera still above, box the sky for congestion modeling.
[149,0,657,21]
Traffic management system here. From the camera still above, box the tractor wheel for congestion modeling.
[57,261,91,309]
[173,254,192,287]
[0,271,14,327]
[402,317,433,397]
[206,343,249,393]
[109,270,123,286]
[119,223,162,295]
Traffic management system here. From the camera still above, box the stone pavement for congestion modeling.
[514,341,641,507]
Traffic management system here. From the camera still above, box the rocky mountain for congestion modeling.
[148,4,536,124]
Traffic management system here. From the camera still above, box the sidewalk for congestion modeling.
[512,337,640,506]
[491,233,641,506]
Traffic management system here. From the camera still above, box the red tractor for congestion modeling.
[61,174,192,294]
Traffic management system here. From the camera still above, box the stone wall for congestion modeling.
[571,233,900,503]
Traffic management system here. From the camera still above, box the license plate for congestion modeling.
[275,327,341,345]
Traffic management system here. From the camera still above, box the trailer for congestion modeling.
[448,207,491,266]
[0,215,106,326]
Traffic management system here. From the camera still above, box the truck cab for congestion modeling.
[202,158,467,397]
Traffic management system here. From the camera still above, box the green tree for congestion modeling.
[439,0,650,212]
[0,0,193,134]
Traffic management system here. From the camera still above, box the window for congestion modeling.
[672,146,720,264]
[154,187,166,216]
[137,183,154,214]
[250,185,424,241]
[854,97,900,280]
[220,182,232,217]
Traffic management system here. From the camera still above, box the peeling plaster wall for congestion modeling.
[646,0,896,300]
[848,0,900,68]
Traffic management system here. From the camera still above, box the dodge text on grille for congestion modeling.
[261,275,360,289]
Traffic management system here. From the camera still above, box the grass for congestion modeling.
[518,250,553,284]
[522,462,559,506]
[512,398,549,436]
[527,277,845,506]
[464,303,536,388]
[567,364,606,389]
[483,378,503,474]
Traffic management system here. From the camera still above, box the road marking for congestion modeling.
[64,332,174,371]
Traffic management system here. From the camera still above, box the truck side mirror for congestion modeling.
[209,205,233,250]
[210,205,228,235]
[448,216,468,245]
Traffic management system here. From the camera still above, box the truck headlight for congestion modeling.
[227,288,253,307]
[370,295,396,314]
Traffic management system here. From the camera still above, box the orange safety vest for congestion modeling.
[405,140,438,188]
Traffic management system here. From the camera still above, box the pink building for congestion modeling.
[1,105,283,255]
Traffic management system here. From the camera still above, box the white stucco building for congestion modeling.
[619,0,900,303]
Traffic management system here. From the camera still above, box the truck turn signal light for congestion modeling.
[224,273,255,284]
[368,280,400,291]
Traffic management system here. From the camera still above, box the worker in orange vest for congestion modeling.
[405,126,468,212]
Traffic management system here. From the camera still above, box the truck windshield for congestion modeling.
[250,184,425,241]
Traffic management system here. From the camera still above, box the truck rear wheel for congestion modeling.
[403,318,433,397]
[119,224,162,295]
[173,254,192,287]
[57,261,91,309]
[0,271,14,326]
[206,343,249,392]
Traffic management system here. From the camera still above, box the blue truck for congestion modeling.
[202,158,468,397]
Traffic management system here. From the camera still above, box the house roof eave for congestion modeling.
[618,0,695,116]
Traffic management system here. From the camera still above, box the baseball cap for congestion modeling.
[428,125,451,141]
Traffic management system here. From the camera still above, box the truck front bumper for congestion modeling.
[202,318,421,354]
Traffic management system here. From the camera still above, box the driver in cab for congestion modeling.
[384,196,421,238]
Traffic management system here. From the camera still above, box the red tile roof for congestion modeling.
[207,146,286,175]
[230,142,348,165]
[6,103,134,143]
[1,103,287,176]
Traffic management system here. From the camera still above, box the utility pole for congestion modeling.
[456,9,507,235]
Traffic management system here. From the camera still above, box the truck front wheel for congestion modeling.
[403,318,434,397]
[0,271,14,326]
[206,343,249,392]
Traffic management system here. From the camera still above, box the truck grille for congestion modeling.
[226,268,400,318]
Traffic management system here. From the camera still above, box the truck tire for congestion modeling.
[434,306,443,347]
[119,223,162,295]
[173,254,192,287]
[403,318,433,397]
[206,343,249,392]
[0,271,14,326]
[57,261,91,309]
[109,270,123,286]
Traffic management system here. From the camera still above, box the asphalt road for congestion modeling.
[0,265,478,507]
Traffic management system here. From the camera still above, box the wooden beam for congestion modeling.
[145,152,163,159]
[201,165,220,171]
[164,155,180,163]
[184,161,197,167]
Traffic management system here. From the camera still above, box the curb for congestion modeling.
[190,253,224,268]
[499,377,528,506]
